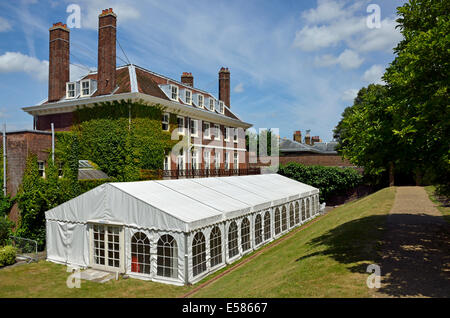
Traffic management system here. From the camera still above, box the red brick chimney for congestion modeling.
[48,22,70,102]
[181,72,193,87]
[97,8,117,95]
[219,67,230,107]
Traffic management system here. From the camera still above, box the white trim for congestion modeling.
[177,116,185,135]
[162,112,170,131]
[203,122,211,139]
[190,119,198,137]
[66,82,76,99]
[192,144,246,151]
[170,85,179,101]
[184,89,192,105]
[213,124,220,141]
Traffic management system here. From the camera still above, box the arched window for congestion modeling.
[192,232,206,277]
[264,211,271,241]
[157,234,178,278]
[228,221,239,258]
[301,200,306,221]
[281,206,287,231]
[254,214,262,246]
[289,204,295,228]
[241,218,251,251]
[131,232,151,275]
[306,198,310,219]
[295,202,300,224]
[274,208,281,235]
[210,226,222,268]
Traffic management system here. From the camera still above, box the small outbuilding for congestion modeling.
[46,174,320,285]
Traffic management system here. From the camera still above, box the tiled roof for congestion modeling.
[279,139,338,154]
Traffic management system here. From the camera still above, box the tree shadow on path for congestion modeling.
[296,214,450,297]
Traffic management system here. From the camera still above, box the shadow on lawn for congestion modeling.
[296,214,450,297]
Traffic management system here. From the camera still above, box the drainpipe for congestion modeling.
[51,123,55,162]
[2,124,6,196]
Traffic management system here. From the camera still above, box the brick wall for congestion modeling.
[36,112,73,131]
[279,153,353,167]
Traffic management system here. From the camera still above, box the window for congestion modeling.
[209,98,215,111]
[185,90,192,104]
[218,101,224,114]
[213,124,220,140]
[58,162,63,178]
[162,113,169,131]
[177,116,185,135]
[131,232,150,275]
[93,225,121,269]
[164,155,170,171]
[264,211,271,241]
[274,208,281,235]
[233,152,239,168]
[204,151,211,170]
[228,221,239,258]
[306,198,310,218]
[210,226,222,268]
[157,234,178,278]
[170,85,179,100]
[233,128,238,143]
[255,214,262,246]
[81,80,90,96]
[281,206,287,231]
[224,127,230,141]
[191,150,199,170]
[295,202,300,224]
[190,119,198,137]
[289,204,295,228]
[204,122,211,139]
[192,232,206,277]
[37,161,45,178]
[177,148,185,170]
[241,218,251,252]
[198,95,204,108]
[214,152,220,169]
[301,200,306,221]
[225,153,230,170]
[66,82,75,98]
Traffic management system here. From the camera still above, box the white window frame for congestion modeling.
[66,82,76,99]
[214,152,220,169]
[164,154,171,171]
[190,119,198,137]
[209,98,215,111]
[177,116,185,135]
[224,127,230,142]
[170,85,179,101]
[204,151,211,170]
[198,95,204,108]
[185,89,192,105]
[191,149,199,169]
[213,124,220,141]
[225,152,230,170]
[177,148,185,170]
[233,152,239,168]
[89,224,125,273]
[80,79,91,97]
[233,128,239,143]
[218,101,224,114]
[162,113,170,131]
[203,122,211,139]
[37,161,45,178]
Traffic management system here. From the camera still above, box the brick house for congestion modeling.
[22,8,252,176]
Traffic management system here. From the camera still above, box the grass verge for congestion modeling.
[424,185,450,223]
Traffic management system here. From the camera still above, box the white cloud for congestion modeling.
[362,64,385,84]
[0,52,48,81]
[234,83,244,93]
[0,17,12,32]
[315,49,364,69]
[301,0,348,24]
[341,88,358,102]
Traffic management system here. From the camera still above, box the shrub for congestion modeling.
[0,245,16,267]
[278,163,363,202]
[0,217,13,247]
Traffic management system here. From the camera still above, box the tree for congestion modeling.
[383,0,449,189]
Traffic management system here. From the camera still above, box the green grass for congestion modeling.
[424,185,450,223]
[0,187,396,298]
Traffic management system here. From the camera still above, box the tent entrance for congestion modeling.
[89,224,125,273]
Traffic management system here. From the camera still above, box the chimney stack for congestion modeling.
[219,67,230,107]
[293,130,302,143]
[305,129,311,145]
[97,8,117,95]
[48,22,70,102]
[181,72,194,87]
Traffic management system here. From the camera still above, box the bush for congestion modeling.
[0,216,13,247]
[278,163,363,202]
[0,245,16,267]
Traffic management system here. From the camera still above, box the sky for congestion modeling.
[0,0,406,141]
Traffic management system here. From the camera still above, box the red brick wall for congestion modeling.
[48,24,70,102]
[279,153,353,167]
[218,68,230,107]
[36,112,73,131]
[97,11,116,95]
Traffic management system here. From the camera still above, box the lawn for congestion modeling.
[0,187,395,298]
[424,185,450,223]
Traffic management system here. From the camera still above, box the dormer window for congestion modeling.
[171,85,179,101]
[209,98,215,111]
[218,101,224,114]
[80,80,91,96]
[198,95,204,108]
[66,82,76,98]
[185,90,192,105]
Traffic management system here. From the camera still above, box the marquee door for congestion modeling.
[89,224,125,272]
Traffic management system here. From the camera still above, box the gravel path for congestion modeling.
[375,187,450,297]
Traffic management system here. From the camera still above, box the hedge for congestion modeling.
[0,245,16,267]
[278,162,362,202]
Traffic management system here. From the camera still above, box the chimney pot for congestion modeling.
[181,72,194,87]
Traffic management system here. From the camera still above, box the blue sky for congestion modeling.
[0,0,406,141]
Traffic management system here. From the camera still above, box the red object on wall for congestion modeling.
[131,256,140,273]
